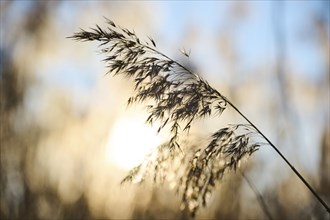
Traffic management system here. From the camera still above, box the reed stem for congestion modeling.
[226,98,330,213]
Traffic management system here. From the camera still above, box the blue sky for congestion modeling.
[5,0,325,85]
[3,0,328,175]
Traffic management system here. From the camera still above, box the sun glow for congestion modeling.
[105,113,162,169]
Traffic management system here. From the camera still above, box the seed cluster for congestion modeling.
[70,18,260,217]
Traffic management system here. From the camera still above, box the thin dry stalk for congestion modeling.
[69,18,330,216]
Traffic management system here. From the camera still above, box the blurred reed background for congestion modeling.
[1,1,329,219]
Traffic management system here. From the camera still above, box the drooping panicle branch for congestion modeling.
[70,18,330,216]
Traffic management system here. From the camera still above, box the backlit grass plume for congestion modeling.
[70,18,330,217]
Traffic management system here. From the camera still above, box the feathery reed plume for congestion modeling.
[70,18,330,217]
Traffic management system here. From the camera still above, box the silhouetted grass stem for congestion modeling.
[226,98,330,213]
[70,18,330,215]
